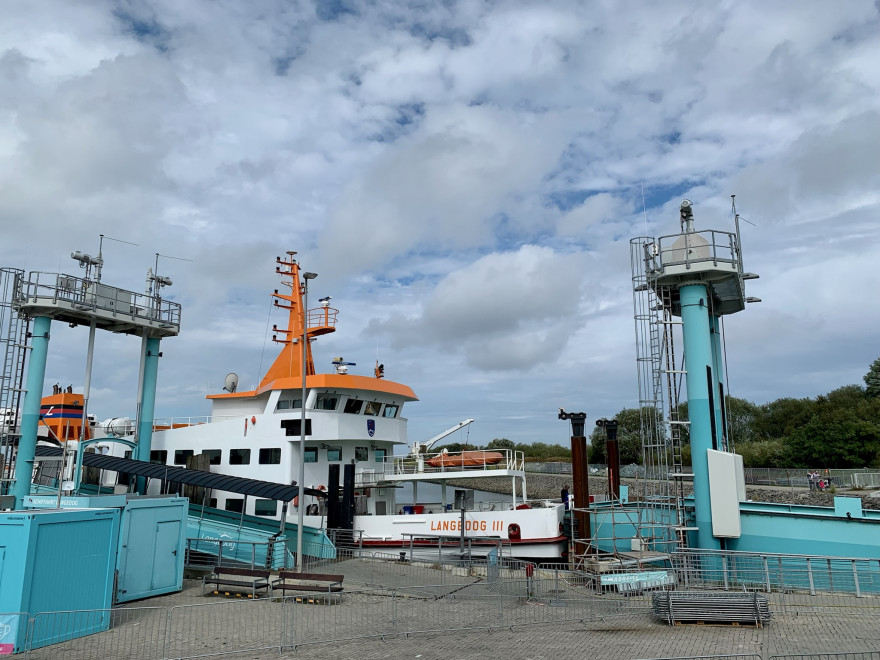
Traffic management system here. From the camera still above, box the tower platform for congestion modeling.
[13,271,180,338]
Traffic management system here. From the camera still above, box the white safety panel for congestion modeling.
[734,452,746,502]
[707,449,742,538]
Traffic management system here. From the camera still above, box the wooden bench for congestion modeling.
[271,571,344,599]
[202,566,271,599]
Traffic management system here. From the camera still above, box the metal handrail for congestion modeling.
[13,271,181,327]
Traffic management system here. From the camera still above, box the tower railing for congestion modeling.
[647,229,740,274]
[13,271,181,331]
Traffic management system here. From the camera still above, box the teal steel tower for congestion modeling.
[634,199,758,550]
[8,263,181,507]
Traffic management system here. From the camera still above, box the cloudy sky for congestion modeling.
[2,1,879,448]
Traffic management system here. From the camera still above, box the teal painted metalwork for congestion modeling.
[679,283,719,550]
[12,316,51,508]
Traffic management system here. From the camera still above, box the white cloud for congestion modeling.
[1,0,879,445]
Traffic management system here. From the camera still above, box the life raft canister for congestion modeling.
[507,523,521,540]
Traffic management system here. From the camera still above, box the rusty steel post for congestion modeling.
[559,409,590,555]
[597,418,620,501]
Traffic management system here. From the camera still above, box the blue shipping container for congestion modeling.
[0,508,120,652]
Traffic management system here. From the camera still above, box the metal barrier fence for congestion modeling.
[646,656,762,660]
[5,586,650,658]
[25,607,167,660]
[10,548,880,658]
[525,464,875,489]
[674,549,880,601]
[770,654,880,660]
[645,655,880,660]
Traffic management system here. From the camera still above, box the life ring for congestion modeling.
[507,523,521,539]
[251,416,256,424]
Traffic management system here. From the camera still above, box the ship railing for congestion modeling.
[13,270,181,328]
[306,306,338,329]
[151,415,244,429]
[385,448,525,477]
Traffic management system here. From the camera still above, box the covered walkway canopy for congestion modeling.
[34,444,327,501]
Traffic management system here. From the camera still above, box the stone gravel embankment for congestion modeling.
[436,472,880,509]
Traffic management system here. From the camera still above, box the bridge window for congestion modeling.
[254,499,277,516]
[343,399,363,414]
[363,401,380,416]
[382,405,398,418]
[275,398,302,411]
[259,448,282,464]
[229,448,251,465]
[315,394,338,410]
[150,450,168,464]
[174,449,194,465]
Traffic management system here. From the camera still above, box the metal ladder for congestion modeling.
[0,268,30,494]
[654,284,693,549]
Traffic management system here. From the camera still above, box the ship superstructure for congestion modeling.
[136,253,566,559]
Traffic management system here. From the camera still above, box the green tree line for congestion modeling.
[588,359,880,469]
[439,358,880,468]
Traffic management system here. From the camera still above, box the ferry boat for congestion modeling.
[120,253,567,560]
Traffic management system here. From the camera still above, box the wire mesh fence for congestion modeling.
[26,607,167,660]
[166,599,283,659]
[644,655,763,660]
[10,548,880,658]
[769,654,880,660]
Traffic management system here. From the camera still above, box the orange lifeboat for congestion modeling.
[425,450,504,468]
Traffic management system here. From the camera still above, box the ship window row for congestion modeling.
[303,446,385,463]
[223,498,278,517]
[150,448,283,466]
[149,444,387,467]
[280,393,399,418]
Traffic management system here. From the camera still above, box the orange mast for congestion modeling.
[258,252,336,388]
[207,251,417,402]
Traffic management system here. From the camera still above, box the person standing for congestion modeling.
[561,484,570,510]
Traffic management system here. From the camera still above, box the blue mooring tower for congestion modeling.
[632,199,760,551]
